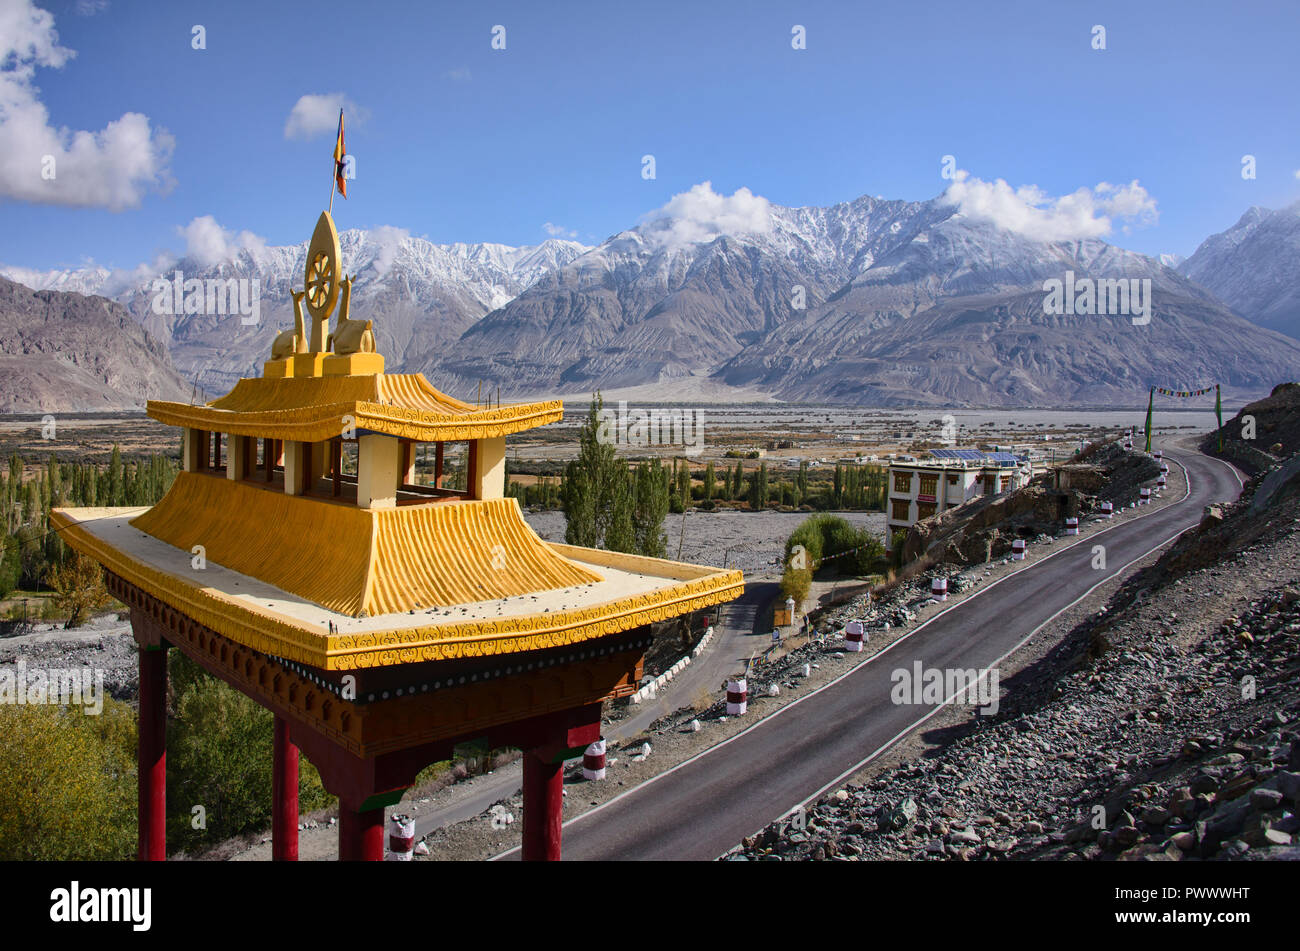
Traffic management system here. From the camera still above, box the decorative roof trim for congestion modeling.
[51,509,743,671]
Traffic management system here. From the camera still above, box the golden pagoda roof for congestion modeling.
[127,472,600,616]
[147,372,562,443]
[50,498,743,671]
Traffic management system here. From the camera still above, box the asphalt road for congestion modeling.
[499,442,1244,860]
[402,575,781,841]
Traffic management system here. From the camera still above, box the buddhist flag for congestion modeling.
[333,109,348,199]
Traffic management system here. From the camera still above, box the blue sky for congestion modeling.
[2,0,1299,271]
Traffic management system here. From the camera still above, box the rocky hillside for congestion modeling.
[1203,381,1300,474]
[0,277,191,412]
[1180,203,1300,340]
[734,443,1300,862]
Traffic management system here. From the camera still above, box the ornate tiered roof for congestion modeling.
[51,209,742,671]
[148,372,564,443]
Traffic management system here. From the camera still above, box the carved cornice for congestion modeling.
[114,573,647,758]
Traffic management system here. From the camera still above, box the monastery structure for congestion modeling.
[51,208,743,861]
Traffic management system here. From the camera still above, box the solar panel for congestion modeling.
[927,449,1025,466]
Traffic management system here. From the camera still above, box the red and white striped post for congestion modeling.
[1140,487,1152,504]
[930,577,948,601]
[1011,538,1026,561]
[726,679,748,715]
[582,739,607,781]
[844,619,865,652]
[1100,501,1113,519]
[1065,517,1079,535]
[386,814,415,861]
[1156,473,1167,490]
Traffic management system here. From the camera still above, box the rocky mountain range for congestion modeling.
[5,232,589,397]
[442,193,1300,405]
[5,191,1300,410]
[0,276,191,412]
[1178,202,1300,340]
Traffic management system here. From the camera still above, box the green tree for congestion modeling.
[703,461,716,501]
[0,539,20,599]
[167,653,332,852]
[46,552,111,628]
[748,461,769,510]
[0,700,137,860]
[562,393,636,551]
[107,445,123,506]
[780,567,812,603]
[632,460,670,558]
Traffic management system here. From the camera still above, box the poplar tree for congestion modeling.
[562,393,631,550]
[632,460,670,558]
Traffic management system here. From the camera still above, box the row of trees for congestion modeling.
[561,396,673,557]
[0,448,179,606]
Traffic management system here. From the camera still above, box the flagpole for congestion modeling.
[1144,386,1154,453]
[328,108,342,215]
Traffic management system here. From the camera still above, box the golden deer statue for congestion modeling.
[328,275,376,355]
[271,289,308,359]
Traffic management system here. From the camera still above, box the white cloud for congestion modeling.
[443,67,472,83]
[74,0,109,15]
[940,170,1158,242]
[642,181,774,249]
[366,225,409,276]
[177,216,267,268]
[0,0,174,210]
[284,93,366,141]
[543,221,577,239]
[1294,169,1300,180]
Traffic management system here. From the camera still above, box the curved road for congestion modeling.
[401,576,781,841]
[499,442,1243,860]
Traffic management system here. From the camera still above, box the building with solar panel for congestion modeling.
[885,448,1034,547]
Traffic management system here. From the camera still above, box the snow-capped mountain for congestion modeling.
[7,190,1300,409]
[1178,202,1300,340]
[436,193,1300,404]
[719,211,1296,405]
[2,232,590,396]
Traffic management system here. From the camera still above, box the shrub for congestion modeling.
[0,699,137,860]
[783,514,883,577]
[780,567,812,603]
[166,653,332,853]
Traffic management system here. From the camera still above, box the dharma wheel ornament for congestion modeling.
[305,211,341,321]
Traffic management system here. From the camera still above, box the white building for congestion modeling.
[885,449,1033,547]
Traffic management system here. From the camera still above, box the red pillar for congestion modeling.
[338,801,385,861]
[272,716,300,861]
[522,749,564,861]
[137,645,168,861]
